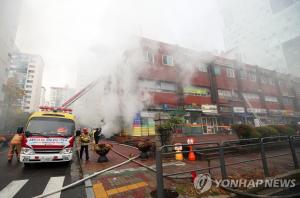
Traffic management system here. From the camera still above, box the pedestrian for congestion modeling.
[94,128,101,145]
[7,127,23,162]
[79,128,90,160]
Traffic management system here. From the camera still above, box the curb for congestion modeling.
[84,174,95,198]
[75,145,95,198]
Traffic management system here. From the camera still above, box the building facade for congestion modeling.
[40,86,46,106]
[219,0,300,74]
[0,0,22,129]
[124,38,300,136]
[49,86,74,107]
[9,53,44,112]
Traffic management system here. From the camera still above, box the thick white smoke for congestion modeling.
[72,37,150,137]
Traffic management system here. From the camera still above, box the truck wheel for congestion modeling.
[64,161,71,166]
[24,163,30,168]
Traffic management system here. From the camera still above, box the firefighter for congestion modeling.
[8,128,23,162]
[80,128,90,160]
[94,128,101,145]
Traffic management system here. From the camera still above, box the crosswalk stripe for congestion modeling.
[0,179,29,198]
[41,176,65,198]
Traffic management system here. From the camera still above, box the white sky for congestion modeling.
[16,0,224,93]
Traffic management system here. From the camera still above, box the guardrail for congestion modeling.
[155,135,300,198]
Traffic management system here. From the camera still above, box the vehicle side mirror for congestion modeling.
[25,131,30,137]
[17,127,24,133]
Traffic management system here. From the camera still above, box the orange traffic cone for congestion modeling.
[188,145,196,161]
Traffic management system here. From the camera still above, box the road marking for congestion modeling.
[93,183,108,198]
[0,179,29,198]
[106,181,148,195]
[93,181,148,197]
[42,176,65,198]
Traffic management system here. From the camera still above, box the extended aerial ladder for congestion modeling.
[61,78,100,108]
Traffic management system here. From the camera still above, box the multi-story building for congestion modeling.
[219,0,300,75]
[0,0,22,129]
[49,86,74,107]
[9,53,44,112]
[40,86,46,106]
[124,37,300,136]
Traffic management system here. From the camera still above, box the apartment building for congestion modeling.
[124,38,300,135]
[9,53,44,112]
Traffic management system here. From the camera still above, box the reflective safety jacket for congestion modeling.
[10,134,23,145]
[80,133,90,146]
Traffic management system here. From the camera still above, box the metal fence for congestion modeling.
[155,135,300,198]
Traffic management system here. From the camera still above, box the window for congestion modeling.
[214,66,221,75]
[139,80,176,92]
[248,71,256,81]
[28,70,34,73]
[226,68,235,78]
[28,75,34,79]
[162,55,174,66]
[25,95,31,99]
[243,93,260,100]
[197,63,207,72]
[268,78,275,85]
[25,90,32,94]
[218,89,239,99]
[27,80,33,83]
[218,89,232,98]
[261,76,274,85]
[160,82,176,92]
[144,51,154,64]
[239,70,247,79]
[265,96,278,102]
[26,85,32,88]
[260,76,268,84]
[282,97,293,105]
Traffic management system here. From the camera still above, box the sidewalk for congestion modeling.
[79,142,170,198]
[78,140,297,198]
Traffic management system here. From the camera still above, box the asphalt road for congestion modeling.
[0,147,86,198]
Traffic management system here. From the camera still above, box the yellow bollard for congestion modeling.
[175,151,183,161]
[174,143,183,161]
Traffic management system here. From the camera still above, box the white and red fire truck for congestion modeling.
[20,107,76,165]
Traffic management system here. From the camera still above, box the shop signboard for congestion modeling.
[282,110,294,116]
[201,105,218,114]
[184,104,201,111]
[247,108,267,114]
[219,106,233,113]
[140,111,156,118]
[183,86,209,96]
[233,107,245,113]
[294,112,300,117]
[269,109,283,116]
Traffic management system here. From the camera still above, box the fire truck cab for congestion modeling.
[20,107,76,165]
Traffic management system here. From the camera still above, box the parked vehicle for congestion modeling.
[20,106,76,166]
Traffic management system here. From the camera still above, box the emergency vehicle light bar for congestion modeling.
[39,106,73,113]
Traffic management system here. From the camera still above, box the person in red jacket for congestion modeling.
[7,128,23,162]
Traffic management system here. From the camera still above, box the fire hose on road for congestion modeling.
[34,142,189,198]
[34,154,139,198]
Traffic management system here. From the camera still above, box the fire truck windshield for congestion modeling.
[26,117,75,137]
